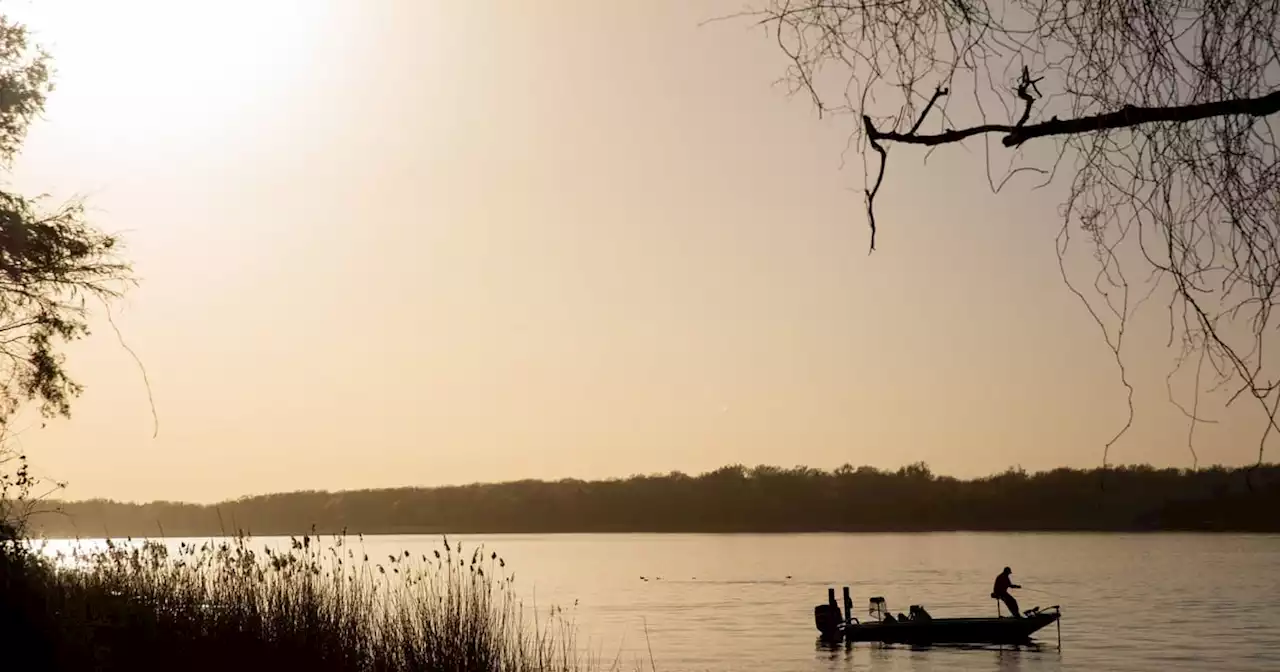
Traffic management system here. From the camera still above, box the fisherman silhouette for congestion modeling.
[991,566,1022,618]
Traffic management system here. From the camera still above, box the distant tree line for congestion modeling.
[27,463,1280,538]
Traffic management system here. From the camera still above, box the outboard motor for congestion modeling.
[814,603,843,637]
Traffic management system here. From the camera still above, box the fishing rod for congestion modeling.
[1003,583,1061,599]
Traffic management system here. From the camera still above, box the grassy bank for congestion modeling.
[0,529,583,672]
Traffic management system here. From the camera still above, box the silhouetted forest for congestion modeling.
[27,463,1280,538]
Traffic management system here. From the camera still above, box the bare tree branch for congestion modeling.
[867,88,1280,149]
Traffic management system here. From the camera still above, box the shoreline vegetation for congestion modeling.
[0,530,592,672]
[28,462,1280,538]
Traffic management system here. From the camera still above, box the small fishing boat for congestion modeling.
[815,588,1062,646]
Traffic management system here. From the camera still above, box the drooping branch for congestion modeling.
[865,86,949,250]
[862,70,1037,250]
[865,133,886,252]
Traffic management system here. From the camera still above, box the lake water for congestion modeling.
[41,532,1280,671]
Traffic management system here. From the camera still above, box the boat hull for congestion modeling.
[836,611,1060,645]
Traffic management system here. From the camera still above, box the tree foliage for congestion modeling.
[0,443,33,541]
[743,0,1280,463]
[0,15,132,538]
[29,463,1280,537]
[0,16,131,427]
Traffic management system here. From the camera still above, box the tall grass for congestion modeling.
[0,531,587,672]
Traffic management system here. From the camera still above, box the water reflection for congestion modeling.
[815,637,1061,671]
[996,647,1025,672]
[817,640,1052,654]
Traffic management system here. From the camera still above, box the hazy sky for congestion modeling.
[6,0,1274,503]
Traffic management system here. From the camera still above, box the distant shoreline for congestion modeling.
[28,462,1280,538]
[28,528,1280,541]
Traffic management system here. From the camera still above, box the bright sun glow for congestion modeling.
[9,0,342,151]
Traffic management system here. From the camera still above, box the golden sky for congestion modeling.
[6,0,1273,503]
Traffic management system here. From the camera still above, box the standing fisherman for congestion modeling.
[991,566,1022,618]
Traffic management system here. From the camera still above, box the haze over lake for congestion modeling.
[40,532,1280,672]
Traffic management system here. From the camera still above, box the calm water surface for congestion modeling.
[48,533,1280,671]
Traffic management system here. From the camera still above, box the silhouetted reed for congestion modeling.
[0,531,585,672]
